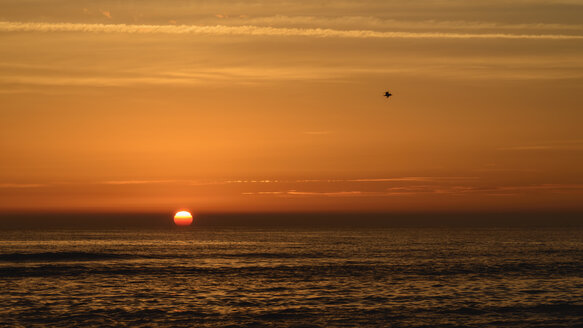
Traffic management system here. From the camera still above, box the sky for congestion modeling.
[1,0,582,213]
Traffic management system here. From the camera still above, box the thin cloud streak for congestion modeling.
[287,191,363,196]
[243,190,366,197]
[499,140,583,151]
[0,67,348,87]
[1,21,582,40]
[203,15,583,32]
[234,177,480,184]
[0,183,46,188]
[99,180,177,185]
[92,177,479,187]
[349,177,479,182]
[2,55,581,89]
[242,184,583,198]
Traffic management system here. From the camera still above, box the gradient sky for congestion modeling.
[1,0,582,213]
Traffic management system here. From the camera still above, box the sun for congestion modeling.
[173,210,193,226]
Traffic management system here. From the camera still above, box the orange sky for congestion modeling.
[1,0,582,213]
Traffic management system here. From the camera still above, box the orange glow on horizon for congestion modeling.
[173,211,193,226]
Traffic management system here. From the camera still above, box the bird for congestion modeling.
[384,91,392,99]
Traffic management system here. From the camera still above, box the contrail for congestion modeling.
[1,21,582,40]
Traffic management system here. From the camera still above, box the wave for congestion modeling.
[0,251,334,262]
[0,251,131,262]
[217,252,328,259]
[2,261,582,279]
[439,303,583,315]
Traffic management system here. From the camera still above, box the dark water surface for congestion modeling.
[1,226,583,327]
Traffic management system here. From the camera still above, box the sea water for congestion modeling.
[1,226,583,327]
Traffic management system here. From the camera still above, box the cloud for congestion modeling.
[240,181,583,198]
[97,179,281,186]
[501,146,563,151]
[199,15,583,33]
[0,183,46,188]
[227,177,480,184]
[0,66,352,87]
[348,177,479,182]
[499,140,583,151]
[224,180,278,184]
[383,184,583,196]
[99,180,176,185]
[1,21,581,40]
[243,190,365,197]
[241,191,285,195]
[497,184,583,192]
[287,191,363,196]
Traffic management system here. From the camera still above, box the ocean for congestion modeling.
[1,224,583,327]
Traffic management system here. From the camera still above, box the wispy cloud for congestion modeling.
[0,183,46,188]
[287,191,363,196]
[228,177,480,184]
[348,177,479,182]
[385,184,583,195]
[497,184,583,192]
[1,21,581,40]
[98,179,284,186]
[243,184,583,198]
[93,176,479,187]
[499,140,583,151]
[0,66,351,87]
[198,15,583,33]
[99,179,176,185]
[243,190,365,197]
[224,180,279,184]
[241,191,286,195]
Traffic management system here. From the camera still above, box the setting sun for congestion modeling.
[1,0,583,326]
[173,211,193,226]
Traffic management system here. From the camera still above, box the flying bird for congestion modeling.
[384,91,392,99]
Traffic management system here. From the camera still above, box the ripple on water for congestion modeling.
[1,227,583,327]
